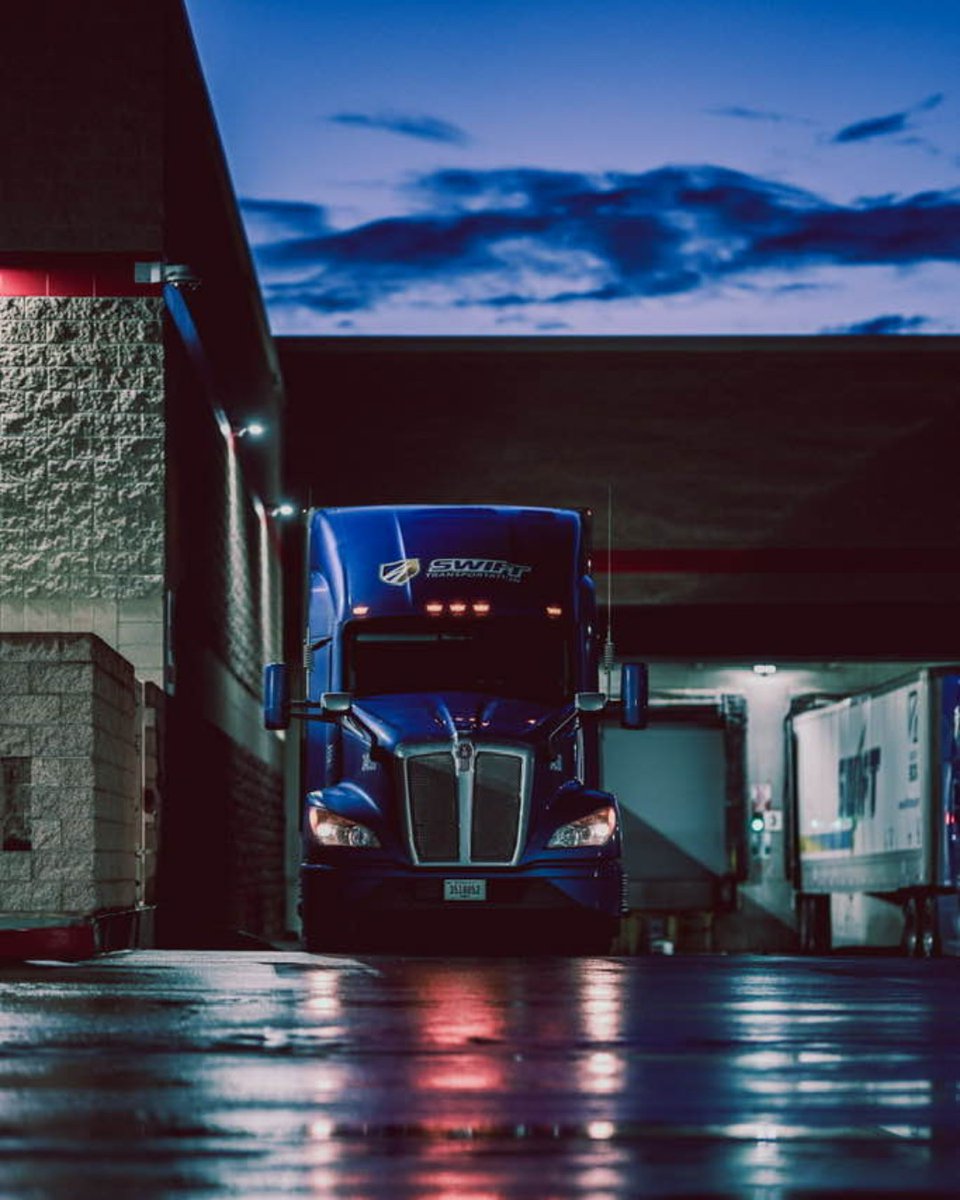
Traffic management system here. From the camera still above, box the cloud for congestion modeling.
[822,314,933,335]
[240,198,328,239]
[328,110,471,146]
[832,93,944,143]
[707,106,813,126]
[250,164,960,320]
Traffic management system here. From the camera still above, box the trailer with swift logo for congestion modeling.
[263,504,646,952]
[790,668,960,956]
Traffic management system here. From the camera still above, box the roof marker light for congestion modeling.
[352,605,370,617]
[425,602,444,616]
[472,601,491,615]
[546,606,563,619]
[449,601,468,616]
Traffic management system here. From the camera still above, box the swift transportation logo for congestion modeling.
[379,558,421,586]
[378,555,533,586]
[838,728,882,820]
[426,557,532,583]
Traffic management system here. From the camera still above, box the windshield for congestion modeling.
[345,617,572,706]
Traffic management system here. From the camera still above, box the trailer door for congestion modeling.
[602,719,729,911]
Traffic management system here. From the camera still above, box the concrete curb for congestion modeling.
[0,907,154,961]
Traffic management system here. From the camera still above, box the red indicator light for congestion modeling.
[425,602,444,616]
[472,601,491,615]
[449,601,468,616]
[352,605,370,617]
[546,605,563,619]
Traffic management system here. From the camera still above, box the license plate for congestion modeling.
[444,879,487,902]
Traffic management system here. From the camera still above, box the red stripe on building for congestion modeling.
[0,254,163,297]
[604,548,956,574]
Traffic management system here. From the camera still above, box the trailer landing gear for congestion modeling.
[798,893,831,954]
[902,893,942,958]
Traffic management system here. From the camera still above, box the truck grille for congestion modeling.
[472,753,523,861]
[403,742,529,866]
[408,753,458,862]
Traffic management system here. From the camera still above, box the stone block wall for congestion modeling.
[0,296,165,684]
[0,634,143,917]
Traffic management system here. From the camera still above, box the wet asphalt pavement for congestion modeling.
[1,950,959,1198]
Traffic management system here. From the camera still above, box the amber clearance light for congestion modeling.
[424,600,493,616]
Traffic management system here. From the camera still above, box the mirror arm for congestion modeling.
[286,698,381,752]
[546,706,579,756]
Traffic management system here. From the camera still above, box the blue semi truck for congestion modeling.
[264,504,646,952]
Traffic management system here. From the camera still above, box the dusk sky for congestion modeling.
[185,0,959,336]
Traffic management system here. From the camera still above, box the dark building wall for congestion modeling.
[159,328,285,944]
[277,336,960,658]
[153,2,287,944]
[0,2,163,253]
[0,0,287,944]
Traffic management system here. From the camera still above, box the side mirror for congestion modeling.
[263,663,290,730]
[321,692,353,715]
[575,692,607,714]
[621,662,648,729]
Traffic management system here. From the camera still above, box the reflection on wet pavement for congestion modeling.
[0,950,959,1196]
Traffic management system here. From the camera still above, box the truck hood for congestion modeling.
[352,691,561,750]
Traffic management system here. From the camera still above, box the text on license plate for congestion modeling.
[444,879,487,902]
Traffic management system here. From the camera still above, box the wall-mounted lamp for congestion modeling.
[269,502,298,518]
[235,421,266,439]
[135,261,202,290]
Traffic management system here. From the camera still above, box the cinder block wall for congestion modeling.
[0,634,142,917]
[1,0,287,946]
[0,296,165,684]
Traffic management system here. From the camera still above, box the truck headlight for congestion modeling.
[307,798,380,848]
[547,805,617,849]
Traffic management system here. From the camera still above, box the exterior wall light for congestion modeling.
[136,262,202,290]
[269,502,298,518]
[235,421,266,439]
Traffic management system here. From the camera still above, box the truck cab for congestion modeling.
[265,504,645,951]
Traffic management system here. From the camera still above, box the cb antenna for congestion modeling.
[602,484,615,696]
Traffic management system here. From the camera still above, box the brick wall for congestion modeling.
[0,296,165,683]
[0,634,145,918]
[224,730,285,939]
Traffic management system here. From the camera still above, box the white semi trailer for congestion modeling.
[791,668,960,956]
